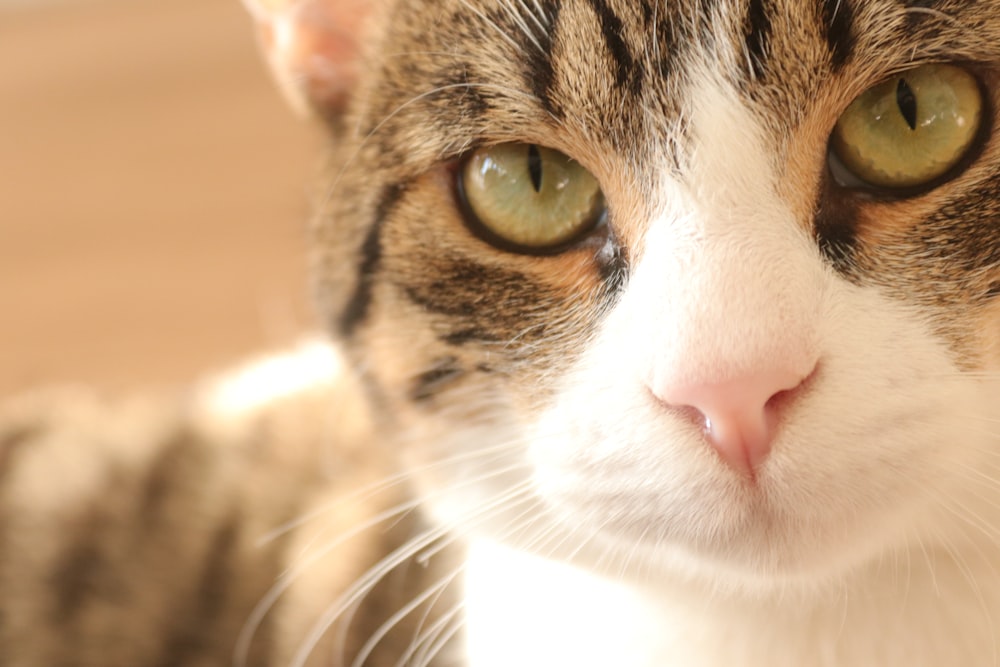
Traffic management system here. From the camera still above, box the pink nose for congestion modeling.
[652,366,813,475]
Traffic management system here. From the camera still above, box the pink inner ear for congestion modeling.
[243,0,372,114]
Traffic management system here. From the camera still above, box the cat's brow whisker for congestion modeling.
[328,79,554,219]
[498,0,544,53]
[516,0,548,36]
[457,0,526,54]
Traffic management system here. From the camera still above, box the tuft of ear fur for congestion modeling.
[242,0,372,117]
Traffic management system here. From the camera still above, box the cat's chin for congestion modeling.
[523,480,911,597]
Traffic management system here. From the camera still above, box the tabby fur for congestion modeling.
[5,0,1000,665]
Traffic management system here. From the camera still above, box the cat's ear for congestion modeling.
[242,0,372,116]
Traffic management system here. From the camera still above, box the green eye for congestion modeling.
[459,143,605,251]
[830,64,984,190]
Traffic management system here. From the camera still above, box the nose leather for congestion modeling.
[651,367,812,474]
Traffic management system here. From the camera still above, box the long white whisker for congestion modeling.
[397,601,466,667]
[234,461,528,667]
[288,479,537,667]
[414,482,538,566]
[349,568,463,667]
[289,528,452,667]
[255,441,520,547]
[291,459,530,571]
[413,607,466,667]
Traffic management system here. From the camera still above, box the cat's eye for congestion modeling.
[459,143,605,252]
[830,64,984,191]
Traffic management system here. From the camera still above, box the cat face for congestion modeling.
[273,0,1000,593]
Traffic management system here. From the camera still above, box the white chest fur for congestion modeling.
[463,538,674,667]
[462,536,1000,667]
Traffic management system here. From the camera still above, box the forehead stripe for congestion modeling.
[524,1,563,116]
[584,0,643,94]
[820,0,855,69]
[338,182,406,337]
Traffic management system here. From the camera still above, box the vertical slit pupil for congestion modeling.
[527,144,543,192]
[896,78,918,131]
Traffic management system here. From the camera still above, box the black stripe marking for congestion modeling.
[410,357,466,402]
[154,514,240,667]
[820,0,854,70]
[400,257,560,350]
[402,260,536,318]
[814,181,861,272]
[440,328,505,346]
[987,281,1000,299]
[338,183,406,336]
[584,0,643,94]
[524,1,563,116]
[139,429,198,522]
[744,0,773,80]
[434,64,490,119]
[50,512,107,624]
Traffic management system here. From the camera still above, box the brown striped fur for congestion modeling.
[7,0,1000,665]
[0,351,461,666]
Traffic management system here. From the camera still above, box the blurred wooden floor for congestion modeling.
[0,0,319,395]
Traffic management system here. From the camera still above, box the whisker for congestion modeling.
[326,79,553,226]
[499,0,544,53]
[458,0,527,54]
[398,601,466,667]
[288,479,538,667]
[922,513,999,664]
[234,461,528,667]
[414,481,537,567]
[288,527,452,667]
[348,568,463,667]
[254,440,522,547]
[413,607,466,667]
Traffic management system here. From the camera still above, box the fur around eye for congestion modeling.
[829,64,984,191]
[458,143,606,253]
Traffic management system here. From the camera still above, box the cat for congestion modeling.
[3,0,1000,665]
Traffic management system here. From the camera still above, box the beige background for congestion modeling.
[1,0,320,396]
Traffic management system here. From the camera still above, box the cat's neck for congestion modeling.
[463,536,1000,667]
